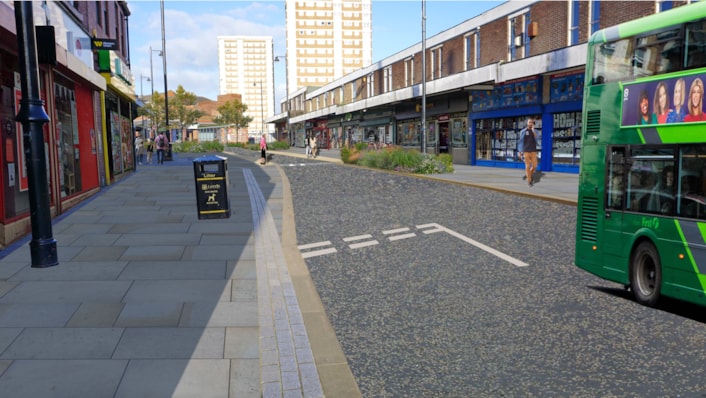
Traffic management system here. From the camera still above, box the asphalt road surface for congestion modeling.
[280,160,706,397]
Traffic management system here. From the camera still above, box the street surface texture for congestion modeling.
[240,148,706,397]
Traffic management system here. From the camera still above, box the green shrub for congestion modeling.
[172,140,224,153]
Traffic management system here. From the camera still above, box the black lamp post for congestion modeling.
[14,1,57,267]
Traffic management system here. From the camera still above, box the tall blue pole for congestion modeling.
[14,1,58,267]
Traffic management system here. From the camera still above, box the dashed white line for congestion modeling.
[301,247,338,258]
[298,241,333,250]
[388,233,416,241]
[382,227,411,235]
[349,240,379,249]
[298,240,337,258]
[343,234,373,242]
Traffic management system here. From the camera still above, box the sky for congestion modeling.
[127,0,502,105]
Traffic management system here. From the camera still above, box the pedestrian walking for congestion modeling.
[155,131,167,165]
[517,118,539,187]
[305,133,312,158]
[146,133,155,165]
[311,134,318,158]
[134,131,144,165]
[260,133,267,165]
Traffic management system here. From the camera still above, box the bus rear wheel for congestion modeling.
[630,242,662,307]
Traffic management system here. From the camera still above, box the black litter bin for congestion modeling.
[193,155,230,219]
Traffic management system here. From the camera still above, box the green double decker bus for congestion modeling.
[576,2,706,307]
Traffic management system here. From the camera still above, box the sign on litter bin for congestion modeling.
[193,155,230,219]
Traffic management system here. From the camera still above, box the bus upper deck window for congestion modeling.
[686,22,706,69]
[593,39,632,84]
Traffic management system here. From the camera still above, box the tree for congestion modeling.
[171,85,202,141]
[137,91,165,132]
[214,99,253,143]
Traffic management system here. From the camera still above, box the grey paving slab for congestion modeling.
[66,233,121,246]
[183,245,249,261]
[0,360,10,377]
[200,233,254,245]
[73,246,127,261]
[231,279,258,301]
[0,359,127,398]
[1,328,124,359]
[66,302,124,327]
[108,223,191,234]
[112,328,225,359]
[0,303,78,327]
[115,359,230,398]
[9,261,128,281]
[230,358,260,398]
[114,233,202,246]
[0,281,131,303]
[227,259,256,280]
[122,280,231,302]
[179,302,257,327]
[118,260,227,280]
[58,223,114,235]
[0,328,22,353]
[224,327,259,359]
[119,245,185,261]
[114,301,184,327]
[0,262,27,280]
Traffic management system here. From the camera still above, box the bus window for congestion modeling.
[678,145,706,219]
[626,148,675,213]
[633,29,682,78]
[685,21,706,69]
[607,147,626,210]
[593,38,633,84]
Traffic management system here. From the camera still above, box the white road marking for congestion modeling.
[382,227,410,235]
[388,233,416,241]
[298,241,333,250]
[349,240,379,249]
[343,234,373,242]
[301,247,338,258]
[430,223,528,267]
[299,223,528,267]
[298,241,337,259]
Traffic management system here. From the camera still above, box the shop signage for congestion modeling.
[549,70,584,103]
[91,39,118,50]
[471,76,540,112]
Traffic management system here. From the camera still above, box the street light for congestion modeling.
[254,81,264,141]
[275,54,288,142]
[139,74,150,133]
[149,46,162,96]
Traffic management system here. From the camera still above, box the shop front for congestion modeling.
[469,71,583,173]
[360,108,393,148]
[0,23,105,246]
[98,50,138,183]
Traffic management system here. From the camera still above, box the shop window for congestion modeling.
[475,116,541,162]
[396,120,421,147]
[451,118,467,149]
[54,77,82,197]
[552,112,582,166]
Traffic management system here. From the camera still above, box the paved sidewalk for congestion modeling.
[0,153,330,397]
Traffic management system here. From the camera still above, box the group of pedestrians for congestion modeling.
[134,130,168,166]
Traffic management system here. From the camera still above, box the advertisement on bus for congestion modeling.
[621,72,706,127]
